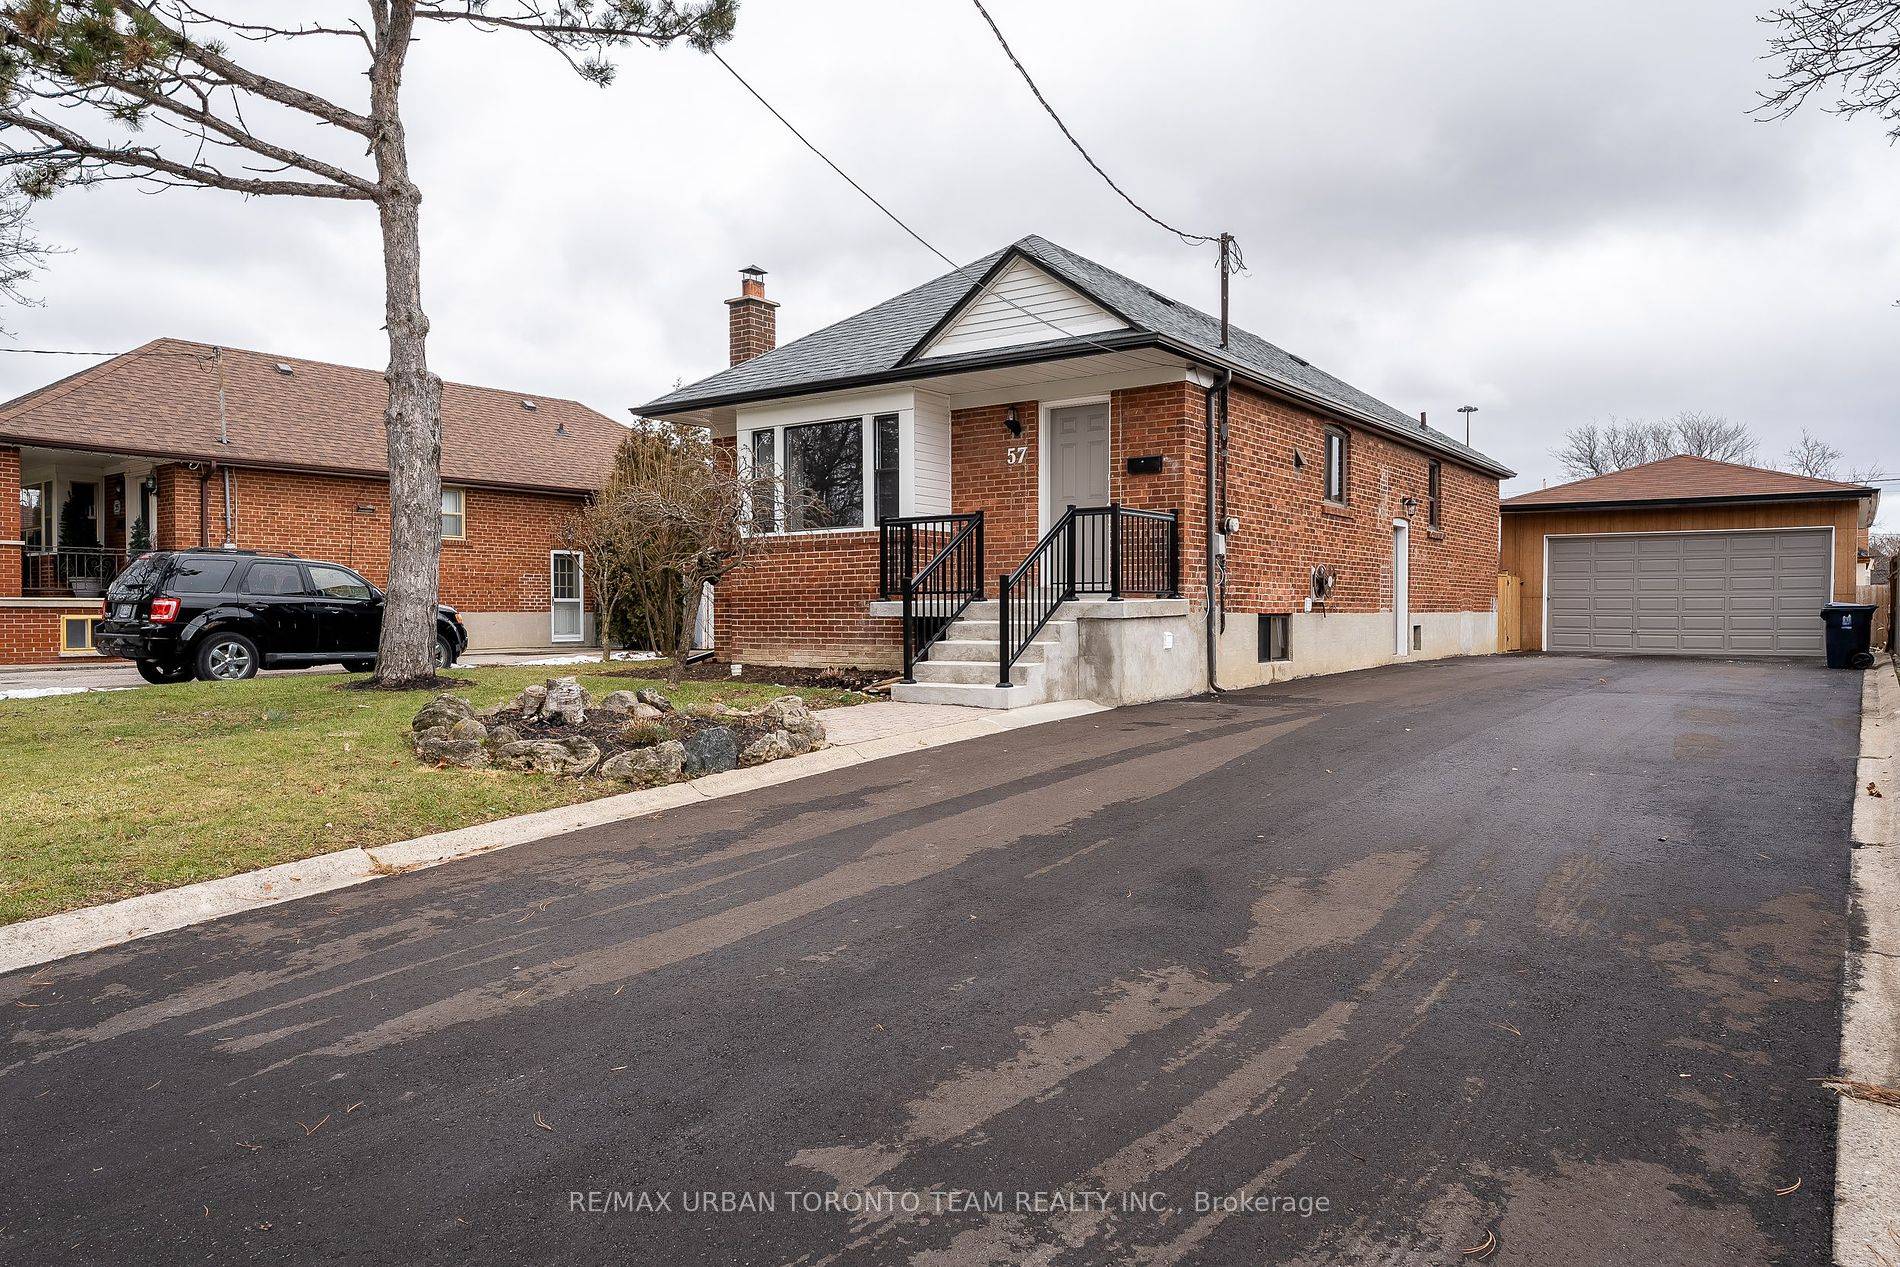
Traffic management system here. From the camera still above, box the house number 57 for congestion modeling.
[1005,445,1028,466]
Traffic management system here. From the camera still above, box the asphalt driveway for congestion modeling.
[0,655,1861,1264]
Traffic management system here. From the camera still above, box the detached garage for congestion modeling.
[1500,456,1879,657]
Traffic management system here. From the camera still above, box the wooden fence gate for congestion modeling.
[1497,573,1523,653]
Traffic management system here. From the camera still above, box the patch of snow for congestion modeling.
[0,685,135,701]
[512,651,662,667]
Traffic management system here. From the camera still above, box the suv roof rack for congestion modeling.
[181,546,302,559]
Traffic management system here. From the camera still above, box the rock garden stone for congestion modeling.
[759,695,826,744]
[488,723,522,748]
[681,725,738,776]
[635,687,673,712]
[598,739,686,785]
[411,694,474,732]
[596,690,639,714]
[448,717,488,742]
[740,730,795,766]
[538,676,590,725]
[414,732,490,768]
[495,736,601,776]
[512,683,547,716]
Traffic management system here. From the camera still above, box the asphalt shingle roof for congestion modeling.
[639,235,1512,476]
[1500,454,1875,509]
[0,338,628,494]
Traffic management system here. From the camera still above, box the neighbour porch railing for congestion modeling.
[879,512,985,683]
[22,547,130,597]
[996,503,1180,688]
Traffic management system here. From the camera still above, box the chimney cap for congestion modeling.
[740,264,768,280]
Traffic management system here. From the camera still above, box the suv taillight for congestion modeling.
[149,596,181,624]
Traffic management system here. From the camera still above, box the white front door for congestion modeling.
[1046,402,1111,523]
[551,550,585,644]
[1393,521,1411,656]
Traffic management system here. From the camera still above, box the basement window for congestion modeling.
[60,614,102,656]
[1258,614,1290,663]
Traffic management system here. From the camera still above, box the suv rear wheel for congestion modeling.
[196,631,261,682]
[135,659,193,685]
[436,636,455,670]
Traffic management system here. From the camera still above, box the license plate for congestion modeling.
[115,603,134,619]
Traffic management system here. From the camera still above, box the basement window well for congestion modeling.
[1258,614,1290,663]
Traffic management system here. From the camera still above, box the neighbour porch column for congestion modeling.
[0,446,20,597]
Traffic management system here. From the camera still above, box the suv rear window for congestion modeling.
[106,554,168,598]
[166,556,239,594]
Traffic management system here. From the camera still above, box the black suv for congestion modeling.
[96,549,469,684]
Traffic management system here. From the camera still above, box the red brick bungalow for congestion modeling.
[1,338,626,663]
[638,238,1512,708]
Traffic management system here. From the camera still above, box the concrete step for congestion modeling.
[926,639,1045,664]
[944,619,1072,643]
[912,658,1042,687]
[890,680,1045,709]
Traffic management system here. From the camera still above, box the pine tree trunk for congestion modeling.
[368,2,442,688]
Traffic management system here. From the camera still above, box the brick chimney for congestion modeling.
[725,265,778,366]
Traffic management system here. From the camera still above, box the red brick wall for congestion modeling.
[705,380,1498,669]
[0,602,102,664]
[712,530,899,669]
[727,296,778,367]
[1216,384,1499,616]
[149,463,581,613]
[1,446,20,598]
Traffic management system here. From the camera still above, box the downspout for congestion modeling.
[196,464,212,547]
[1202,368,1231,694]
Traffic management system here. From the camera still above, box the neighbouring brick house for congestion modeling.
[1,338,626,664]
[638,237,1512,708]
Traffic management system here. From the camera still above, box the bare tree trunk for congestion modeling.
[368,1,442,688]
[669,580,699,686]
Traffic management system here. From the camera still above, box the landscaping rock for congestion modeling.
[630,701,664,722]
[495,736,601,776]
[411,694,474,732]
[759,695,826,744]
[488,723,522,748]
[596,690,639,715]
[635,687,673,712]
[513,684,548,716]
[598,739,686,785]
[475,702,511,722]
[740,729,795,766]
[414,731,490,769]
[538,676,589,725]
[681,725,738,776]
[448,717,488,743]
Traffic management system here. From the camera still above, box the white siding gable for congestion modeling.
[917,258,1126,361]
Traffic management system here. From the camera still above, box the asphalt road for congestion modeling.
[0,655,1861,1265]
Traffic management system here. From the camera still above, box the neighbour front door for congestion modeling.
[551,551,584,644]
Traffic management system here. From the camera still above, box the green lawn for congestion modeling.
[0,666,865,927]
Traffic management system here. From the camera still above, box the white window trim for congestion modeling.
[550,549,585,644]
[740,414,879,537]
[441,486,467,541]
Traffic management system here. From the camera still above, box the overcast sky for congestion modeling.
[3,0,1895,523]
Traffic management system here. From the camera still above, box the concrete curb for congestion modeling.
[0,698,1109,976]
[1835,660,1900,1267]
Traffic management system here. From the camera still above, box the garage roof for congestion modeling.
[1502,455,1876,512]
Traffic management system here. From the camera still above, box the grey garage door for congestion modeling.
[1546,529,1830,656]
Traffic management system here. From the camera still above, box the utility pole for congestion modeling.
[1457,404,1479,446]
[1218,233,1232,349]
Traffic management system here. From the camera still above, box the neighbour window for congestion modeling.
[1258,614,1290,663]
[1323,428,1348,503]
[165,557,238,594]
[241,560,306,596]
[1427,460,1442,528]
[785,418,864,531]
[874,414,901,523]
[748,428,778,532]
[308,564,374,600]
[441,486,466,540]
[20,480,50,550]
[61,614,101,655]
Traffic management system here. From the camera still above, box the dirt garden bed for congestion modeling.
[603,660,889,694]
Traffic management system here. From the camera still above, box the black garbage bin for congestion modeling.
[1820,602,1877,669]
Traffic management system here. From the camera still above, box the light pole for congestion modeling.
[1457,404,1479,446]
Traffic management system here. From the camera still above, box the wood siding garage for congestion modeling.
[1546,529,1830,656]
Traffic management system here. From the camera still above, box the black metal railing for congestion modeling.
[23,547,129,597]
[880,512,985,682]
[997,503,1179,687]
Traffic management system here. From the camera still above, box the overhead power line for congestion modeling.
[706,50,1186,371]
[967,0,1235,261]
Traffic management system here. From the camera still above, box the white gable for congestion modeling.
[917,257,1127,360]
